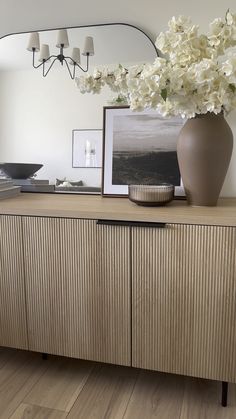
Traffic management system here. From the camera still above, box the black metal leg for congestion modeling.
[42,353,48,360]
[221,381,228,407]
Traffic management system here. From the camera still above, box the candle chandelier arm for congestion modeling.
[29,38,92,78]
[64,58,76,79]
[63,53,90,73]
[32,49,44,69]
[42,56,59,77]
[32,49,58,70]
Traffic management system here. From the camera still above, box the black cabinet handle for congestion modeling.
[96,220,166,228]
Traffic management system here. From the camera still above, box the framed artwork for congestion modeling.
[102,106,185,197]
[72,129,103,168]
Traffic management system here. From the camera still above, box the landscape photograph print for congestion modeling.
[102,107,185,196]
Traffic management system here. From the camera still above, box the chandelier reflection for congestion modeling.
[27,29,94,79]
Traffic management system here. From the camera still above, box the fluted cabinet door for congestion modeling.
[132,224,236,382]
[23,217,130,365]
[23,216,62,355]
[60,219,131,365]
[0,216,27,349]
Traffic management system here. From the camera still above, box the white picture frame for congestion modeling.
[72,129,103,168]
[102,106,185,197]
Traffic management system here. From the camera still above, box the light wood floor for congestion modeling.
[0,348,236,419]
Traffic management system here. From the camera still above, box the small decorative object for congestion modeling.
[11,178,54,193]
[102,106,184,197]
[177,112,233,206]
[128,184,174,206]
[0,163,43,179]
[72,129,102,168]
[0,179,21,199]
[56,178,83,186]
[77,11,236,206]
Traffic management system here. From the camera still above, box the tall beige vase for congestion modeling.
[177,112,233,206]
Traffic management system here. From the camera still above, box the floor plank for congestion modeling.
[1,348,236,419]
[67,364,139,419]
[0,347,18,369]
[180,377,236,419]
[123,369,185,419]
[0,351,52,419]
[24,357,94,412]
[9,403,68,419]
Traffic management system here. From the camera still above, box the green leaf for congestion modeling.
[161,88,167,101]
[229,84,236,93]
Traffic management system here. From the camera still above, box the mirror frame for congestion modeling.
[0,22,159,58]
[0,23,159,195]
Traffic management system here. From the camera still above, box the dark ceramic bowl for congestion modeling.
[0,163,43,179]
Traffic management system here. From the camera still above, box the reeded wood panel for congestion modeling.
[23,216,62,354]
[23,217,130,365]
[132,224,236,382]
[0,216,28,349]
[59,219,130,365]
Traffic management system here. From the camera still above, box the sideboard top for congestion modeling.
[0,193,236,226]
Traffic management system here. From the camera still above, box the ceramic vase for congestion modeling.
[177,112,233,206]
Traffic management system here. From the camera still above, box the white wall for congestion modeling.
[0,0,236,195]
[0,69,113,185]
[1,0,235,42]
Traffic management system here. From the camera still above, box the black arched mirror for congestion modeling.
[0,24,158,193]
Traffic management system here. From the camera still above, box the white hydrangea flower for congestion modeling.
[75,11,236,118]
[220,56,236,82]
[168,15,193,33]
[209,18,224,37]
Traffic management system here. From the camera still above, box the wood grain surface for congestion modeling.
[0,348,235,419]
[0,215,28,349]
[132,223,236,382]
[0,193,236,226]
[23,216,131,365]
[10,403,67,419]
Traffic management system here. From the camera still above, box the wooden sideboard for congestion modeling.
[0,194,235,405]
[0,216,27,349]
[23,216,130,365]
